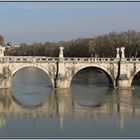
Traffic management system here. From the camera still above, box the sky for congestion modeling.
[0,2,140,44]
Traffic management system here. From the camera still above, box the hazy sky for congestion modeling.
[0,2,140,44]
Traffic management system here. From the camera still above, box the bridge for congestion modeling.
[0,45,140,89]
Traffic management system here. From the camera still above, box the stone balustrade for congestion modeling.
[0,56,120,63]
[63,57,119,62]
[0,56,58,63]
[1,56,140,63]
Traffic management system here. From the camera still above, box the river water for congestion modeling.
[0,67,140,138]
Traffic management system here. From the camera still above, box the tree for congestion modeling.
[4,30,140,58]
[0,35,4,45]
[88,39,96,57]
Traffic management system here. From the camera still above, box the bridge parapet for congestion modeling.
[0,56,121,63]
[2,56,140,63]
[3,56,140,63]
[0,56,58,63]
[122,58,140,62]
[63,57,119,63]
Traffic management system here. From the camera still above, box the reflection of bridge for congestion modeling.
[0,88,140,129]
[0,45,140,89]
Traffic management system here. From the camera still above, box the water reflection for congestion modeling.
[12,89,51,108]
[72,87,113,107]
[0,87,140,133]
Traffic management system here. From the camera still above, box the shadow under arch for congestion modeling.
[12,65,54,88]
[131,70,140,87]
[71,66,114,88]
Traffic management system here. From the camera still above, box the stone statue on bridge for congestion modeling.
[0,45,5,57]
[2,66,11,79]
[121,47,125,58]
[116,47,125,58]
[116,48,120,58]
[59,46,64,58]
[0,66,11,88]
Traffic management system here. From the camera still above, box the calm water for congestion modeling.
[0,67,140,138]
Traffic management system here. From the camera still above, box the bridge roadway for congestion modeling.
[0,55,140,89]
[0,88,139,129]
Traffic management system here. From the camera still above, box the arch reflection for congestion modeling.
[72,87,111,108]
[0,88,140,131]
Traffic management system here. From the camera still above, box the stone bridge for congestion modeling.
[0,45,140,89]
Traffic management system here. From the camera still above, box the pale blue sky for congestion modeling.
[0,2,140,44]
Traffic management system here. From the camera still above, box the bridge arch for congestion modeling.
[11,64,54,87]
[70,65,115,88]
[130,68,140,86]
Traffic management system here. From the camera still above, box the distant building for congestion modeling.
[6,42,20,48]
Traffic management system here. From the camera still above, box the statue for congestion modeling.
[2,66,11,79]
[59,46,64,58]
[116,48,120,58]
[120,47,125,58]
[116,47,125,58]
[0,45,5,57]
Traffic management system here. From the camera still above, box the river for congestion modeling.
[0,67,140,138]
